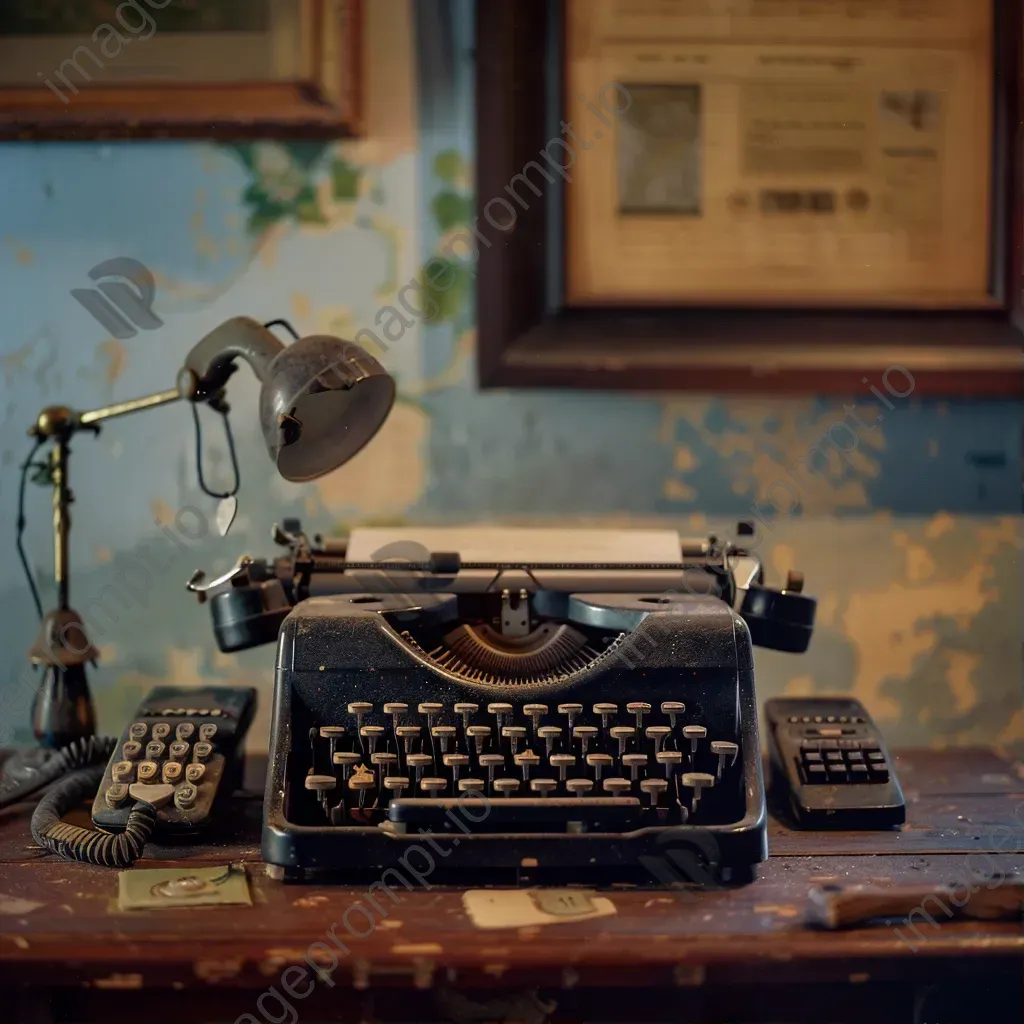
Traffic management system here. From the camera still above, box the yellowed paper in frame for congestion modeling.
[566,0,995,308]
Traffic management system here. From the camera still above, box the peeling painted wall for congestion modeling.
[0,0,1020,753]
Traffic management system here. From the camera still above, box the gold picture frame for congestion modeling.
[0,0,362,139]
[566,0,996,310]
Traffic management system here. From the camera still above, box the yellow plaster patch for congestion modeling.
[314,401,427,516]
[663,479,697,502]
[94,546,113,565]
[4,238,34,265]
[98,338,127,384]
[945,651,980,714]
[996,708,1024,745]
[783,675,815,697]
[674,446,697,472]
[291,292,312,322]
[924,512,956,541]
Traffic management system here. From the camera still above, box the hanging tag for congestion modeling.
[216,495,237,536]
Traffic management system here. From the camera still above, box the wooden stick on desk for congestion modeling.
[807,878,1024,930]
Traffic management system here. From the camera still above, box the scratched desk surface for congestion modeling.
[1,748,1021,1024]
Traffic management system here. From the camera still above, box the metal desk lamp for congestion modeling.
[17,316,394,750]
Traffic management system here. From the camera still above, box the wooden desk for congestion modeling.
[1,749,1021,1023]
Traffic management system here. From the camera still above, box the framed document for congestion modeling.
[475,0,1022,394]
[566,0,994,308]
[0,0,362,139]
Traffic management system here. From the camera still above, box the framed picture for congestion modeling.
[0,0,362,139]
[475,0,1022,395]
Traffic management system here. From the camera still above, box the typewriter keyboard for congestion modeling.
[300,700,742,832]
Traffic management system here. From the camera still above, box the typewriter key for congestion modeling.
[622,753,647,781]
[657,750,682,779]
[603,778,631,797]
[348,703,373,732]
[479,753,505,785]
[360,724,385,756]
[305,774,337,813]
[514,750,540,781]
[530,778,557,798]
[501,725,527,754]
[121,740,142,761]
[609,725,635,756]
[396,725,421,755]
[593,703,617,729]
[681,772,715,816]
[645,725,671,755]
[466,725,491,755]
[626,702,651,730]
[566,778,594,798]
[407,753,433,782]
[661,701,685,728]
[487,703,513,730]
[443,753,470,784]
[682,725,707,763]
[111,760,134,783]
[494,778,521,798]
[558,703,583,729]
[458,778,485,796]
[161,761,183,785]
[145,740,166,761]
[550,753,576,782]
[586,753,613,782]
[383,703,408,730]
[333,751,362,781]
[710,740,739,779]
[453,703,478,730]
[371,752,398,785]
[420,777,447,797]
[537,725,562,756]
[640,778,668,807]
[151,722,171,741]
[573,725,598,756]
[418,703,444,731]
[431,725,457,753]
[383,776,409,800]
[523,704,548,733]
[320,726,346,764]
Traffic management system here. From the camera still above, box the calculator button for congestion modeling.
[805,763,827,781]
[838,739,861,750]
[129,782,175,808]
[867,751,885,761]
[193,742,213,762]
[800,739,821,751]
[826,764,847,781]
[145,740,166,760]
[819,740,838,750]
[129,722,148,740]
[121,740,142,760]
[847,750,865,762]
[111,760,134,782]
[198,723,218,743]
[825,751,844,762]
[869,761,890,780]
[185,763,206,784]
[803,751,823,763]
[151,722,171,741]
[175,723,195,742]
[169,741,189,761]
[137,761,159,783]
[850,763,870,779]
[105,783,129,807]
[818,728,843,737]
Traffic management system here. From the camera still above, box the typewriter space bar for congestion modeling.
[388,796,641,829]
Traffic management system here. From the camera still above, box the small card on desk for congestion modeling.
[118,864,251,911]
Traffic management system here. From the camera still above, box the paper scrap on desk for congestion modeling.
[118,864,251,911]
[463,889,616,930]
[0,892,45,915]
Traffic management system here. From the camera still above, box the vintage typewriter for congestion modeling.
[189,522,816,884]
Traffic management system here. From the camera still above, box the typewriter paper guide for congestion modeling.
[345,527,684,564]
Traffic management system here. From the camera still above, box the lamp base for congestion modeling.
[31,662,96,749]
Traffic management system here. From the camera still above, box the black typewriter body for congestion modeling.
[193,524,816,885]
[265,593,765,885]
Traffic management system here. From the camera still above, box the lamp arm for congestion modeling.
[184,316,286,395]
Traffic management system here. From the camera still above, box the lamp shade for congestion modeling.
[185,318,395,482]
[259,334,395,482]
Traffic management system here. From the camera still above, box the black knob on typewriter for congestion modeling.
[209,580,291,652]
[740,583,816,653]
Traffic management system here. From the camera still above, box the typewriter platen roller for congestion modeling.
[192,525,815,884]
